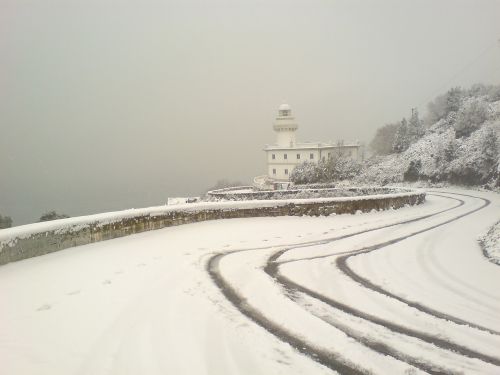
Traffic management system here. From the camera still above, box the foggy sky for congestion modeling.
[1,0,500,225]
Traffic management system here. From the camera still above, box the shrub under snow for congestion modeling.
[290,156,363,185]
[479,221,500,265]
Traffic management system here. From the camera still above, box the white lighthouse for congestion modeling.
[262,103,363,183]
[273,103,298,147]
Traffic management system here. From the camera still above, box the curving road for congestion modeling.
[1,188,499,374]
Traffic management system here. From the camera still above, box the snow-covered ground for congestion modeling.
[0,188,499,374]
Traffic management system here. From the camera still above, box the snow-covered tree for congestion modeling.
[446,87,463,113]
[426,87,464,125]
[453,97,488,138]
[493,163,500,187]
[466,83,500,102]
[479,126,499,175]
[0,214,12,229]
[443,135,457,162]
[290,161,322,184]
[407,108,424,144]
[330,155,363,180]
[392,118,410,153]
[446,125,499,185]
[369,123,399,155]
[487,85,500,102]
[403,159,422,182]
[426,95,448,125]
[290,155,362,184]
[431,130,457,182]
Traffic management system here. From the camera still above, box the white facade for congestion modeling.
[273,103,298,147]
[264,104,362,181]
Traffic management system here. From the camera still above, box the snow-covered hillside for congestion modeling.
[360,89,500,187]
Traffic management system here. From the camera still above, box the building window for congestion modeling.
[310,153,314,159]
[272,168,276,175]
[272,154,275,160]
[284,153,287,160]
[297,154,300,159]
[285,169,288,175]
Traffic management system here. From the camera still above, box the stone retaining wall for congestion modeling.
[207,186,404,201]
[0,191,425,266]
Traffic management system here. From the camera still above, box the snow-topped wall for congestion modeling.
[0,189,425,266]
[206,186,405,201]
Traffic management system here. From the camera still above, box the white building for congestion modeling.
[263,103,362,182]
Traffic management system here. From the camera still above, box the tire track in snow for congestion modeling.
[267,192,500,369]
[293,293,459,375]
[208,253,365,375]
[207,194,466,373]
[335,192,498,336]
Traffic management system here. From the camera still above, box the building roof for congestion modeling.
[264,141,360,151]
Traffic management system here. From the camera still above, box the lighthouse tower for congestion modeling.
[260,103,362,185]
[273,103,298,147]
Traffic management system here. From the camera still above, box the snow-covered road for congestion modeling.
[1,189,499,374]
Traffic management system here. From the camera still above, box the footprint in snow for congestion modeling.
[137,263,146,267]
[102,279,112,285]
[114,270,123,275]
[37,304,51,312]
[67,290,81,296]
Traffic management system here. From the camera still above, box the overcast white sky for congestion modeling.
[1,0,500,224]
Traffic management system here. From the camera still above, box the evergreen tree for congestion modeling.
[392,118,410,153]
[432,132,457,182]
[426,87,463,125]
[369,122,399,155]
[453,98,488,138]
[0,215,13,229]
[480,127,498,174]
[443,135,457,162]
[446,87,463,113]
[407,108,424,144]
